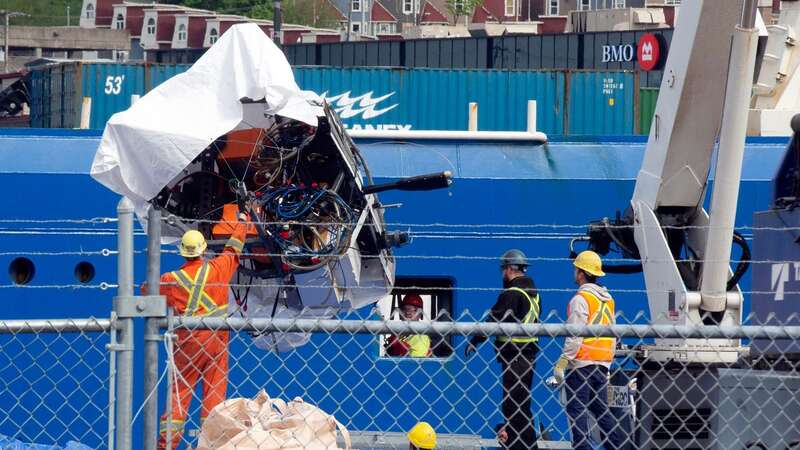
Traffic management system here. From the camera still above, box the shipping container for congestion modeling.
[148,64,191,90]
[31,63,646,136]
[81,64,147,129]
[639,87,658,135]
[30,63,147,129]
[294,67,565,135]
[29,63,80,128]
[567,71,635,135]
[281,29,670,87]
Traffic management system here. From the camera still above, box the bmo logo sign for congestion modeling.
[600,33,663,71]
[601,44,635,64]
[637,33,661,71]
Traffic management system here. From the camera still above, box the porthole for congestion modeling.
[9,257,35,285]
[74,261,96,283]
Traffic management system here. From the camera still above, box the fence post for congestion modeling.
[143,206,162,450]
[115,197,135,450]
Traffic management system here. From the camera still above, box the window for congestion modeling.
[403,0,413,14]
[453,0,464,13]
[85,4,95,19]
[351,22,361,33]
[547,0,558,16]
[177,24,187,41]
[663,0,680,4]
[115,13,124,29]
[352,0,361,12]
[377,22,396,33]
[146,18,156,35]
[578,0,590,10]
[505,0,515,17]
[613,0,625,8]
[209,28,219,44]
[378,278,454,359]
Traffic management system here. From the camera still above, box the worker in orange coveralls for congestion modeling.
[156,210,249,450]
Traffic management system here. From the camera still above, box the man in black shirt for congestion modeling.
[466,249,541,450]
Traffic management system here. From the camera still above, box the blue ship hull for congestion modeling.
[0,129,789,448]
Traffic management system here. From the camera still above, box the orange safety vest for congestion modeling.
[171,263,229,317]
[574,290,615,362]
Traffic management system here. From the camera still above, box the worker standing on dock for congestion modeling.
[551,251,625,450]
[465,249,541,450]
[156,210,249,450]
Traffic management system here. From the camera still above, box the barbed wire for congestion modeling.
[163,216,795,230]
[0,217,790,232]
[0,283,116,289]
[0,218,117,224]
[0,281,794,296]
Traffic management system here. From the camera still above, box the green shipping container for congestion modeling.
[639,88,658,135]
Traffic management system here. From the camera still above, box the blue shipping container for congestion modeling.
[29,63,147,129]
[31,63,645,136]
[147,65,567,134]
[149,64,190,91]
[81,63,147,129]
[29,64,80,128]
[568,71,635,135]
[294,67,565,135]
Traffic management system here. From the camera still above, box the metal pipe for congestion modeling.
[526,100,537,133]
[115,197,135,450]
[741,0,759,29]
[161,317,800,340]
[107,315,117,450]
[273,0,282,46]
[468,102,478,131]
[347,129,548,142]
[143,206,162,450]
[4,12,9,74]
[0,318,112,333]
[699,9,760,312]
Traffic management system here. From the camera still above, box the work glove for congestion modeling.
[464,340,478,358]
[549,357,569,386]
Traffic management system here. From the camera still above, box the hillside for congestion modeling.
[4,0,84,26]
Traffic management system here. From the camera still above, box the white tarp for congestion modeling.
[90,23,322,207]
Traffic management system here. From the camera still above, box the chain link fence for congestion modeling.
[0,319,114,450]
[139,314,800,450]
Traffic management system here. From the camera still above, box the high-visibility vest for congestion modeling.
[402,334,431,357]
[496,287,541,343]
[574,290,615,362]
[171,263,228,317]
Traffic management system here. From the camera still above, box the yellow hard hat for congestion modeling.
[573,250,605,277]
[179,230,207,258]
[408,422,436,449]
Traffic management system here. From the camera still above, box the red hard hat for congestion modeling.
[400,294,424,309]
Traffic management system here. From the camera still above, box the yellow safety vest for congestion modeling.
[497,287,541,343]
[403,335,431,357]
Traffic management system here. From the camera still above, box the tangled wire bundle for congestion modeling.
[259,185,356,271]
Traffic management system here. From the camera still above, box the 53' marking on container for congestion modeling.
[104,75,126,95]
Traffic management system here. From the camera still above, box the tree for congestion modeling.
[444,0,483,24]
[281,0,342,28]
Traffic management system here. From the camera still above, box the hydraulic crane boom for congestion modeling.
[579,0,760,363]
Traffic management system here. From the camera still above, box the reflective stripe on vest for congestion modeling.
[575,290,615,362]
[171,263,228,317]
[497,286,540,343]
[226,236,244,254]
